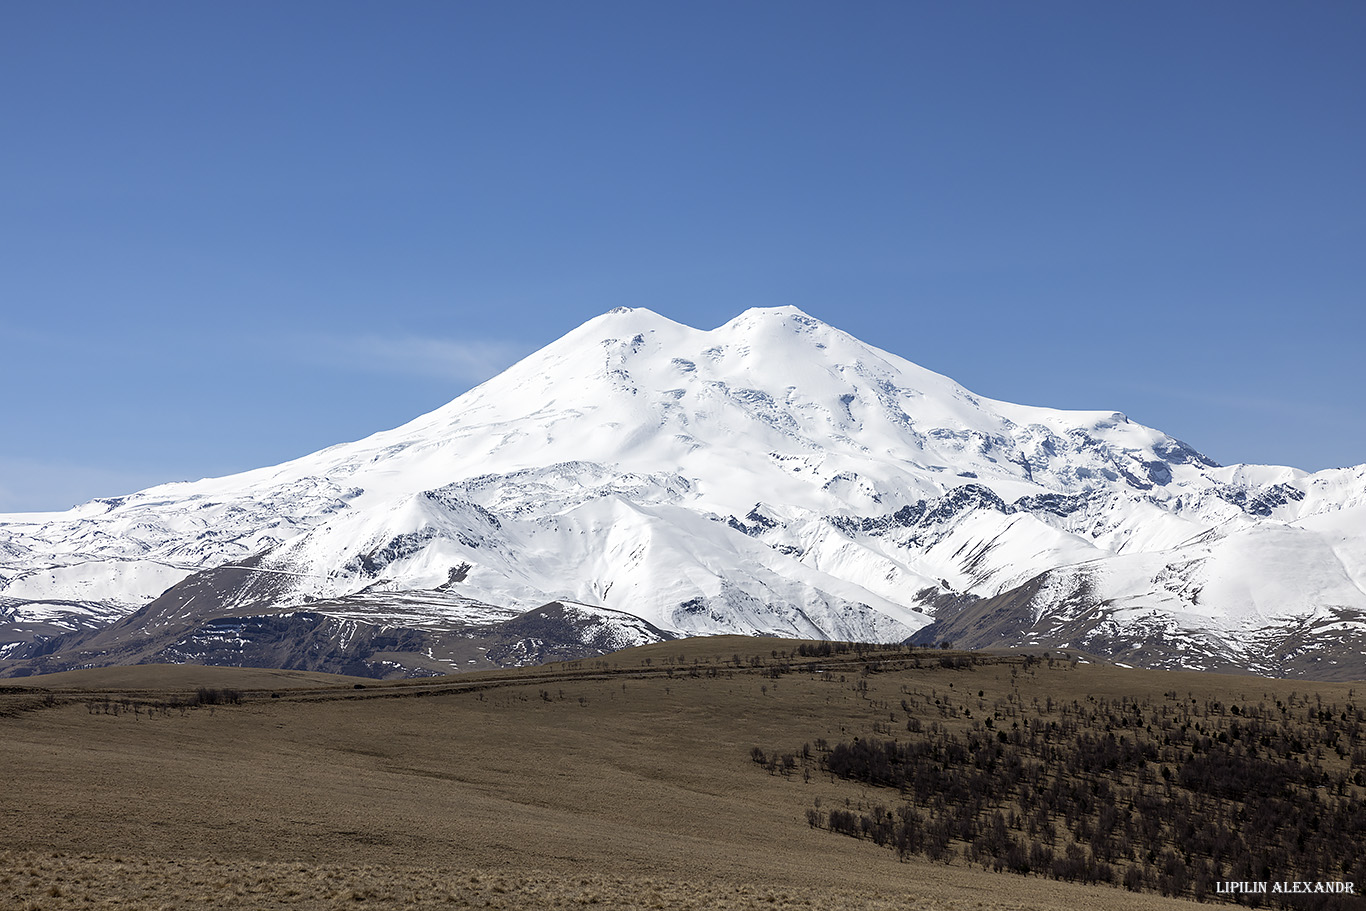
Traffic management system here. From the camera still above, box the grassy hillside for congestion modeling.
[1,639,1360,910]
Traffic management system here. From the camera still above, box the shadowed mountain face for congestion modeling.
[2,306,1364,678]
[2,552,672,679]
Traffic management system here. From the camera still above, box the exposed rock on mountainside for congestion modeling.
[2,307,1363,678]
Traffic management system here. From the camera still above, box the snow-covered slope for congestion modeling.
[2,306,1363,677]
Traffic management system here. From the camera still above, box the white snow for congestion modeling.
[2,305,1364,657]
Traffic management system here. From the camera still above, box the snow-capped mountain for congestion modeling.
[3,306,1363,678]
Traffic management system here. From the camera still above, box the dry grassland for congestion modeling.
[1,638,1358,910]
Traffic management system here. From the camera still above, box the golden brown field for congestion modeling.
[2,638,1360,910]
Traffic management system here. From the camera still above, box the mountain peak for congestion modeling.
[585,304,827,338]
[718,304,828,335]
[560,305,691,343]
[727,303,820,321]
[3,303,1364,680]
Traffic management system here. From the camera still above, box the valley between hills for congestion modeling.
[3,638,1362,910]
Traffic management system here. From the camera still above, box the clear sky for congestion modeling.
[2,1,1363,513]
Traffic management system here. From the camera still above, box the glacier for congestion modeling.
[2,306,1363,677]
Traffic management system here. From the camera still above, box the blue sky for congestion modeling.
[2,1,1363,513]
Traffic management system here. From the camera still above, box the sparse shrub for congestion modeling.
[797,662,1365,904]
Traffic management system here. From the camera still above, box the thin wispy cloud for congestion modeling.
[0,458,174,515]
[306,335,533,385]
